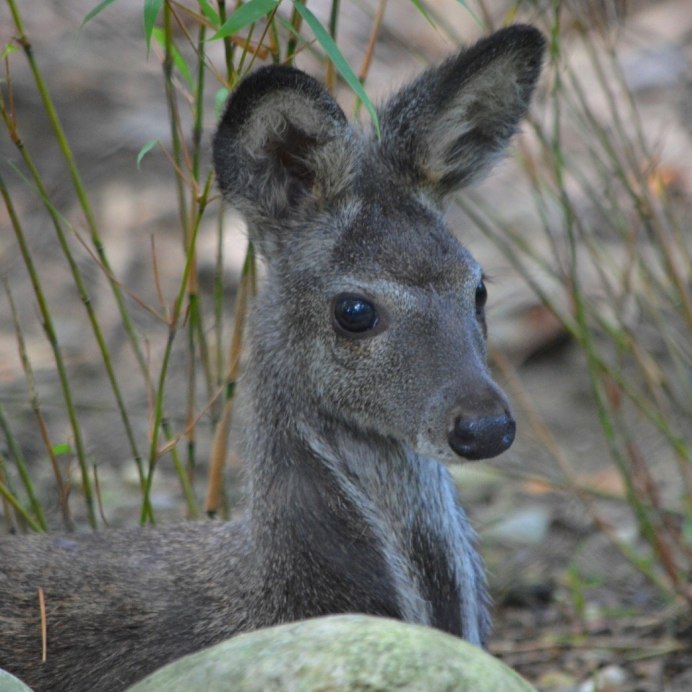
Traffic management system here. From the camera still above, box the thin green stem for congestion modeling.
[0,403,47,532]
[214,204,225,394]
[325,0,340,89]
[5,281,73,530]
[140,173,213,523]
[191,24,206,184]
[0,475,43,534]
[205,241,255,517]
[0,92,148,515]
[162,418,200,518]
[216,0,235,75]
[0,172,96,528]
[163,1,190,235]
[285,4,303,62]
[6,0,148,378]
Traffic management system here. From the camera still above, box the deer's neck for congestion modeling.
[243,379,488,645]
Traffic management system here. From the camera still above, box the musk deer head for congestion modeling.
[213,25,545,463]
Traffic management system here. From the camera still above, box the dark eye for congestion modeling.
[333,294,379,334]
[475,279,487,316]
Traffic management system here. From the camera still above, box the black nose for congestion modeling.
[448,413,516,460]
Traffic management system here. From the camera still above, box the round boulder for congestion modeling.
[130,614,535,691]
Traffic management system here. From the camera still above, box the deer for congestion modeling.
[0,25,545,691]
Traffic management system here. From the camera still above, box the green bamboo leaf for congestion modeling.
[198,0,220,27]
[453,0,482,27]
[292,1,380,137]
[408,0,436,29]
[1,43,18,59]
[151,26,193,88]
[137,139,159,169]
[81,0,119,27]
[215,87,230,119]
[211,0,280,41]
[144,0,165,51]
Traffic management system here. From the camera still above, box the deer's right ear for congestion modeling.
[378,25,545,201]
[213,66,354,258]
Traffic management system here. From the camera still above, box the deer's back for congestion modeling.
[0,521,252,691]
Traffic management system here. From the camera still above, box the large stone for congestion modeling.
[0,668,33,691]
[130,614,535,691]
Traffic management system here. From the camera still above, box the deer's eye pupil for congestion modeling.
[334,295,378,333]
[475,280,487,315]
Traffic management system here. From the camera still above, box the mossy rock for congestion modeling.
[0,668,33,691]
[130,614,535,691]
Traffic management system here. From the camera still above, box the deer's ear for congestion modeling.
[213,66,354,257]
[378,25,545,200]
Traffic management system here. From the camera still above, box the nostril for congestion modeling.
[448,413,515,461]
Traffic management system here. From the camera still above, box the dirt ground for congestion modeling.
[0,1,690,690]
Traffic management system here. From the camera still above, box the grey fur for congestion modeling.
[0,25,545,691]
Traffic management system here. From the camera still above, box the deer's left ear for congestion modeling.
[378,25,545,200]
[213,65,356,260]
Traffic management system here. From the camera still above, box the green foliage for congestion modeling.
[291,1,380,135]
[81,0,119,27]
[1,42,18,60]
[212,0,280,40]
[151,27,193,87]
[136,139,159,169]
[144,0,166,50]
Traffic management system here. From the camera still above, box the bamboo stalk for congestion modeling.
[6,0,149,378]
[0,172,96,528]
[205,243,255,517]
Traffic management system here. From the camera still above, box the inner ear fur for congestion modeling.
[213,66,354,229]
[378,24,546,199]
